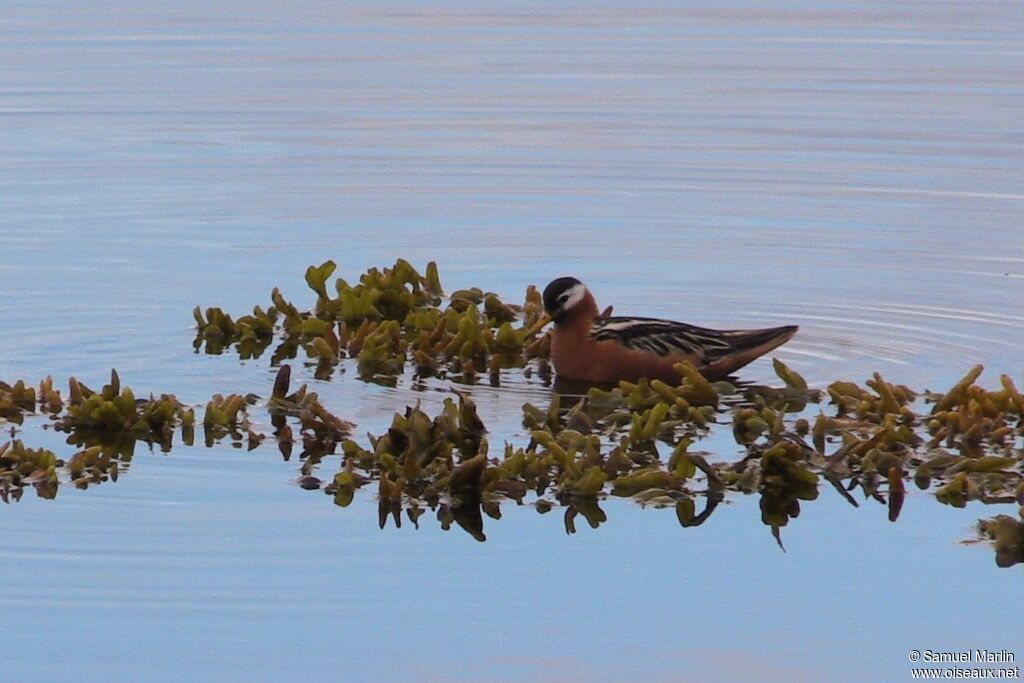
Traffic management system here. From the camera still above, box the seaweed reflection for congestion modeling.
[976,516,1024,568]
[4,327,1024,570]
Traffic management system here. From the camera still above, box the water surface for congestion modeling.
[2,2,1023,681]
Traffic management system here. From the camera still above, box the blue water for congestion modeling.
[2,2,1022,681]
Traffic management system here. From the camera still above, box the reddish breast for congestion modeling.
[549,293,691,384]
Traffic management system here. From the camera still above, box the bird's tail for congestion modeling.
[703,325,799,378]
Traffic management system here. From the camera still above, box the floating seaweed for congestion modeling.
[270,356,1023,550]
[0,440,60,501]
[53,370,195,450]
[192,259,549,384]
[267,365,352,465]
[7,260,1024,564]
[202,392,259,446]
[0,379,38,425]
[192,304,278,357]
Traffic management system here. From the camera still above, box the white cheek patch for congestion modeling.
[561,284,587,311]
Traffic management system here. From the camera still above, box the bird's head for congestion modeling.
[542,276,589,325]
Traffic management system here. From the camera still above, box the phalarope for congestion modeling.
[538,277,798,383]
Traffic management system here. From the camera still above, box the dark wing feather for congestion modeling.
[592,316,795,364]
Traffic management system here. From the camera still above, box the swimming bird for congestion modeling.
[538,277,798,384]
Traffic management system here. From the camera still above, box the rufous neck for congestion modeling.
[557,290,599,328]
